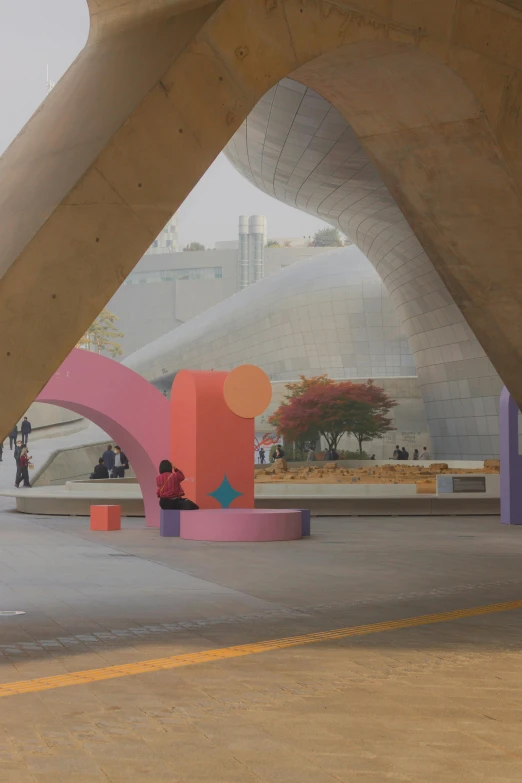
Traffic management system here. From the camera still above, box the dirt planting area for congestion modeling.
[255,460,500,494]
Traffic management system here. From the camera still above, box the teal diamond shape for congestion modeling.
[208,475,243,508]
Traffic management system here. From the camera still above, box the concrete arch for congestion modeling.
[37,349,169,528]
[224,75,503,458]
[0,0,521,435]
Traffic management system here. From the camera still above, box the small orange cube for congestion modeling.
[90,505,121,531]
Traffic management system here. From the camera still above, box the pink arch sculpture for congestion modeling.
[37,348,169,528]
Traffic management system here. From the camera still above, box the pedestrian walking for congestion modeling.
[21,417,32,445]
[258,448,265,464]
[419,446,430,460]
[9,425,17,450]
[400,446,409,460]
[15,447,31,488]
[413,449,419,460]
[14,440,23,486]
[393,445,400,460]
[14,439,23,467]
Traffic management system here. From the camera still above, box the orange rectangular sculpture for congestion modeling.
[170,366,272,511]
[90,505,121,531]
[171,371,253,510]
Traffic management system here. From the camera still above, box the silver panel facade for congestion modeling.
[225,78,502,459]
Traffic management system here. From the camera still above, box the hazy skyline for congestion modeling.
[0,0,329,248]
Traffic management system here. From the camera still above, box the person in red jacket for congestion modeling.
[156,460,199,510]
[16,447,32,488]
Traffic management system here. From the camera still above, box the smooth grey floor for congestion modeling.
[0,501,521,659]
[2,503,522,782]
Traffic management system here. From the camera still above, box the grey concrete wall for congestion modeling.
[9,403,85,443]
[107,247,340,357]
[33,441,136,487]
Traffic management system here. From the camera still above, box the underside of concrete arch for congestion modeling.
[225,73,504,458]
[0,0,520,444]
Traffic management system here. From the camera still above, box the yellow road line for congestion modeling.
[1,598,521,699]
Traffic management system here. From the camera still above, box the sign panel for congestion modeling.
[452,476,486,493]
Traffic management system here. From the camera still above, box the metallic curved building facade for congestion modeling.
[125,247,429,457]
[225,78,502,459]
[125,246,415,384]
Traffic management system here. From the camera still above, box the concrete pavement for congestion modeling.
[0,504,522,781]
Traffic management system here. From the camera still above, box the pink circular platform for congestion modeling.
[179,509,302,541]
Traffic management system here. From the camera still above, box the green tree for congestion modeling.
[266,239,280,247]
[183,241,205,251]
[311,227,344,247]
[77,309,124,358]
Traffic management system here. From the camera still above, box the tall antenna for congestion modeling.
[46,65,55,95]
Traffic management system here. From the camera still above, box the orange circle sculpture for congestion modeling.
[223,365,272,419]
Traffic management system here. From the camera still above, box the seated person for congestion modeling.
[156,460,199,510]
[90,458,109,480]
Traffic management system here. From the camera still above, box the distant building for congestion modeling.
[146,215,179,255]
[108,243,332,357]
[238,215,267,289]
[124,246,429,460]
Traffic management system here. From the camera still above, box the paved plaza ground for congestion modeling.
[0,502,521,781]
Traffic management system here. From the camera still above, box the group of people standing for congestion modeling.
[257,445,285,464]
[90,444,130,479]
[392,445,430,461]
[9,418,32,449]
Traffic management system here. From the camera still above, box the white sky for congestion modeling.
[0,0,328,248]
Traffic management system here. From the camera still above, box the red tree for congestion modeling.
[269,378,396,453]
[347,380,397,454]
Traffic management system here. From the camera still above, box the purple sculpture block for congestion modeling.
[500,387,522,525]
[300,509,311,537]
[160,509,181,537]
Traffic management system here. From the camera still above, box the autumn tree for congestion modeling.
[284,374,333,399]
[77,309,124,358]
[269,378,396,453]
[348,380,397,454]
[269,375,333,455]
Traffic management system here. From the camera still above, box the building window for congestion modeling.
[125,266,223,285]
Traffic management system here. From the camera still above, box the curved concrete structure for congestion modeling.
[225,78,503,458]
[125,248,432,457]
[125,247,415,384]
[1,0,522,446]
[37,348,169,528]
